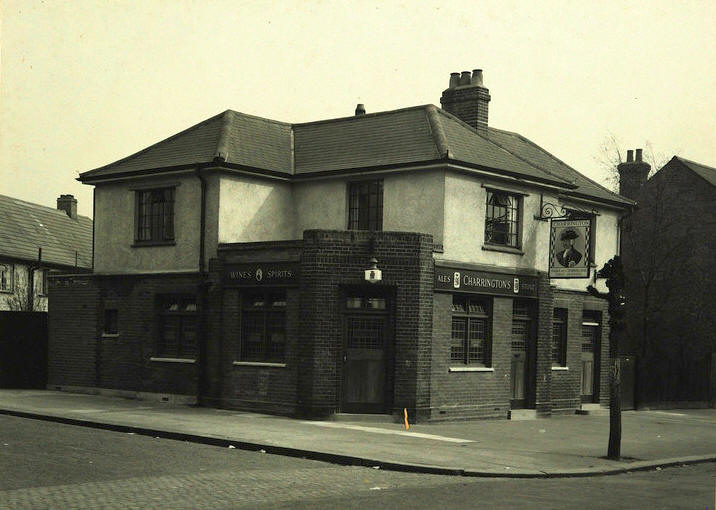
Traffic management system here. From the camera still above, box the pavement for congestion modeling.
[0,389,713,478]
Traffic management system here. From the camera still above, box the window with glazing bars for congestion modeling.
[348,180,383,231]
[552,308,568,366]
[451,296,491,366]
[136,188,175,242]
[158,295,197,358]
[485,190,520,247]
[512,299,533,352]
[241,290,286,362]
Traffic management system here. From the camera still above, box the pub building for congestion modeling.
[48,70,633,421]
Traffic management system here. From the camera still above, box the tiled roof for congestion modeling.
[79,105,632,207]
[486,127,633,205]
[674,157,716,187]
[0,195,93,269]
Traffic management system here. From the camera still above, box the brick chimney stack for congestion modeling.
[57,194,78,219]
[440,69,491,134]
[617,149,651,200]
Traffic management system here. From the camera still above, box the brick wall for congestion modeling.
[298,230,434,420]
[48,273,201,397]
[622,160,716,404]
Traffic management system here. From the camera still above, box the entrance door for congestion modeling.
[510,300,534,409]
[342,294,391,414]
[581,319,600,403]
[510,318,529,408]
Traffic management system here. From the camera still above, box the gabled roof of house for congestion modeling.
[78,105,632,207]
[0,195,93,270]
[673,156,716,187]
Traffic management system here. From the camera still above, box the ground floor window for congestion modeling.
[157,295,197,358]
[0,263,13,292]
[240,290,286,362]
[552,308,568,366]
[451,295,491,366]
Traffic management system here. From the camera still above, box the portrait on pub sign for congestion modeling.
[549,219,590,278]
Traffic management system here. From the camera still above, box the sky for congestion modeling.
[1,0,715,219]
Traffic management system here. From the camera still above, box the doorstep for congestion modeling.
[576,403,609,415]
[331,413,396,423]
[509,409,537,420]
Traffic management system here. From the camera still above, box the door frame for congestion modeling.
[339,285,395,414]
[510,299,537,409]
[581,313,602,403]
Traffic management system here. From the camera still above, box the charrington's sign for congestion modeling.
[223,263,299,286]
[434,266,538,297]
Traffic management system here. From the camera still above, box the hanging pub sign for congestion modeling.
[223,262,299,286]
[549,219,591,278]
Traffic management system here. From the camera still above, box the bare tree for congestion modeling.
[593,135,669,192]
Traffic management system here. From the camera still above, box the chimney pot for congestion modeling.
[626,150,634,163]
[57,194,78,219]
[449,72,460,89]
[459,71,471,86]
[355,104,366,116]
[471,69,484,86]
[635,148,643,162]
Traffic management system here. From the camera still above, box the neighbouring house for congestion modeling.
[0,193,92,389]
[0,194,92,311]
[48,69,633,421]
[619,152,716,408]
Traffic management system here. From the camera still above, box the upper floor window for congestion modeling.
[485,190,521,248]
[348,180,383,231]
[451,295,491,367]
[37,269,48,296]
[0,263,14,293]
[136,187,175,243]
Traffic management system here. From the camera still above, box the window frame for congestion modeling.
[103,308,119,336]
[134,187,176,245]
[239,289,287,363]
[156,294,197,359]
[37,269,49,297]
[450,295,492,367]
[348,179,383,231]
[552,308,568,367]
[484,189,522,249]
[0,263,14,293]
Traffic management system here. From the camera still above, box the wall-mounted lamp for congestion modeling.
[364,257,382,284]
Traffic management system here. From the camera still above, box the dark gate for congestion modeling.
[0,312,48,388]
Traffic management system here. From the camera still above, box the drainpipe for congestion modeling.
[195,167,208,404]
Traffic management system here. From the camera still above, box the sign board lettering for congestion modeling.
[223,263,299,286]
[435,267,538,297]
[549,219,591,278]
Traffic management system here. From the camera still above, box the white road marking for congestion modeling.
[649,411,687,417]
[301,421,474,443]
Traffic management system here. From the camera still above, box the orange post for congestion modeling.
[403,408,410,430]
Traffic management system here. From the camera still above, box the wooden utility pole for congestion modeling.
[587,256,626,460]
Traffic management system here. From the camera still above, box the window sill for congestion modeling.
[150,357,196,364]
[233,361,287,368]
[449,366,494,372]
[482,245,524,256]
[551,366,569,371]
[101,333,120,338]
[132,241,176,248]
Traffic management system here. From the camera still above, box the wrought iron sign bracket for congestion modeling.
[534,194,569,221]
[534,194,599,221]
